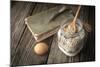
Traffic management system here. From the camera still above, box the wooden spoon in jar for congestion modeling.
[69,5,81,33]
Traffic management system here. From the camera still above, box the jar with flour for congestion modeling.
[58,18,87,56]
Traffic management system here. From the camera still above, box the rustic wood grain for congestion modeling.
[47,6,95,63]
[11,2,57,66]
[11,1,95,66]
[79,6,95,62]
[16,27,54,65]
[47,34,80,64]
[16,3,58,66]
[11,1,36,65]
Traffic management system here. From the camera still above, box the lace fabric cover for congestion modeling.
[58,19,86,56]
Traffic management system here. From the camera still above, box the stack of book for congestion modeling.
[25,5,74,42]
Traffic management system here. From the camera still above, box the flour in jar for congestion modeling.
[58,19,86,56]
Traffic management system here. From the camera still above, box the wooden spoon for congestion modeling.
[70,5,81,33]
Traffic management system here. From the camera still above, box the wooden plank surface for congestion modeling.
[47,34,80,64]
[17,3,58,66]
[11,1,95,66]
[11,2,36,65]
[11,2,57,66]
[47,6,93,64]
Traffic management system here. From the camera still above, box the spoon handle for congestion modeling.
[73,5,81,23]
[71,5,81,32]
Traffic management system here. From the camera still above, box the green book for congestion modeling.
[25,5,73,42]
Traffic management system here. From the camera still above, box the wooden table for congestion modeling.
[11,1,95,66]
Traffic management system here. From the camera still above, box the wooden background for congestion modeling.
[11,1,95,66]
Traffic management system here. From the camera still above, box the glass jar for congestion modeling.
[58,18,86,56]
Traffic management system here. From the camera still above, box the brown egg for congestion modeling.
[34,42,49,56]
